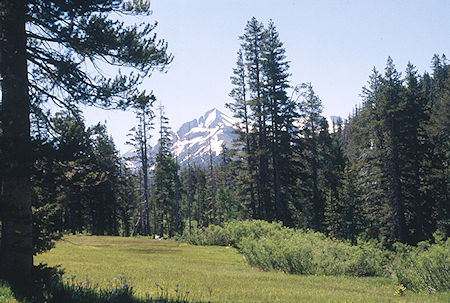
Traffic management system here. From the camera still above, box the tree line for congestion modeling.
[132,18,448,249]
[222,18,449,246]
[0,2,448,292]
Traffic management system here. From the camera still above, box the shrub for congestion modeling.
[178,220,449,293]
[180,220,389,277]
[179,219,286,247]
[178,222,228,246]
[239,229,388,277]
[224,220,288,247]
[0,282,19,303]
[392,238,450,293]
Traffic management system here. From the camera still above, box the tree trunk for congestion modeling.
[0,0,33,288]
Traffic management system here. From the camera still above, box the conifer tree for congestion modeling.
[343,55,449,243]
[262,20,294,223]
[400,63,428,242]
[424,55,449,237]
[127,94,155,236]
[295,83,326,231]
[0,0,171,286]
[240,17,270,219]
[226,50,258,217]
[207,130,217,225]
[153,105,179,237]
[379,58,408,242]
[213,145,242,223]
[229,18,297,223]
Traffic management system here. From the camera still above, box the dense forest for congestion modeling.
[0,0,448,295]
[23,18,449,250]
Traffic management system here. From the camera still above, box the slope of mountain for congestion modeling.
[171,108,236,166]
[123,108,237,168]
[123,108,342,169]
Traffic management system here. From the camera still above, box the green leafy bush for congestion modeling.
[224,220,288,247]
[0,282,19,303]
[179,222,228,246]
[392,237,450,293]
[238,229,387,277]
[179,220,286,247]
[179,220,449,293]
[180,220,388,277]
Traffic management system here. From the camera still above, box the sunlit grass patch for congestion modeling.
[35,235,450,303]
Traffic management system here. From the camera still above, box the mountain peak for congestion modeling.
[177,108,234,139]
[199,108,234,129]
[174,108,236,166]
[123,108,237,168]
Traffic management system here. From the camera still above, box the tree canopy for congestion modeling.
[0,0,172,288]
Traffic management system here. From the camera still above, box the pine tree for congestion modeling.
[0,0,171,287]
[0,0,33,287]
[262,20,292,223]
[374,57,408,243]
[342,56,449,244]
[127,94,155,236]
[207,129,217,225]
[227,50,258,218]
[229,18,297,223]
[400,63,428,242]
[424,55,449,237]
[116,164,140,237]
[347,68,388,240]
[240,17,270,219]
[89,124,122,236]
[153,105,179,237]
[295,83,326,231]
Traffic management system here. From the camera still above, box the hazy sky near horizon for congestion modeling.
[82,0,450,153]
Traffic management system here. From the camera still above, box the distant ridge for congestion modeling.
[123,108,342,169]
[124,108,237,169]
[171,108,236,166]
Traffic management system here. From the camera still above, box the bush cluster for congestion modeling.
[392,235,449,293]
[239,230,388,277]
[180,220,387,276]
[0,281,19,303]
[178,221,228,246]
[180,220,449,292]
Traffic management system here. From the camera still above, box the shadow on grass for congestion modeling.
[4,264,208,303]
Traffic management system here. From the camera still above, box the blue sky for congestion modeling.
[82,0,450,153]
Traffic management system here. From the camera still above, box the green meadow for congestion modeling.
[32,235,449,303]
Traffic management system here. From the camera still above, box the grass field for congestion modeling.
[34,235,449,303]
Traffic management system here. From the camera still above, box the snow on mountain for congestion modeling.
[122,148,138,170]
[122,108,342,168]
[171,108,236,166]
[123,108,237,168]
[326,116,343,132]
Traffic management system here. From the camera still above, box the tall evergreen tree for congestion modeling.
[371,57,408,243]
[228,18,297,223]
[295,83,326,231]
[207,130,217,225]
[0,0,171,287]
[262,20,294,223]
[127,94,155,236]
[424,55,449,237]
[400,63,428,242]
[152,106,179,237]
[342,55,449,244]
[346,68,387,240]
[89,124,122,236]
[227,49,258,217]
[240,17,270,219]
